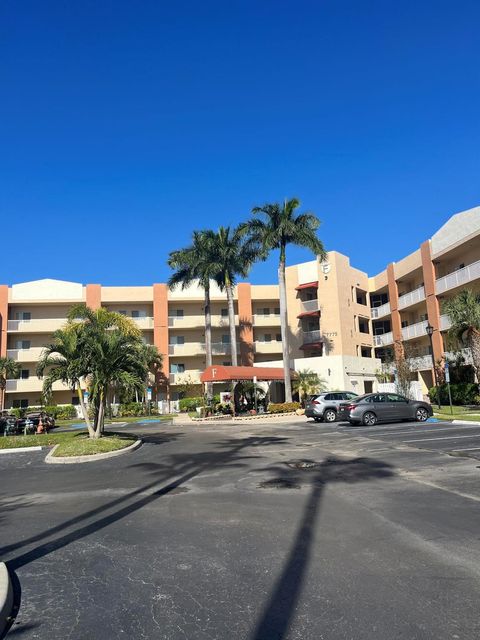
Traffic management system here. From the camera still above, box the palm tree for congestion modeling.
[0,356,20,412]
[207,226,256,366]
[37,325,94,436]
[168,231,217,395]
[293,368,327,406]
[241,198,326,401]
[443,289,480,379]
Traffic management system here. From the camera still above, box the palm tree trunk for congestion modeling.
[278,253,292,402]
[204,284,213,399]
[94,398,105,438]
[77,386,94,438]
[226,283,238,366]
[468,330,480,381]
[0,382,4,412]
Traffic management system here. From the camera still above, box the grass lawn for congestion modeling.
[433,405,480,422]
[55,414,174,427]
[0,430,137,456]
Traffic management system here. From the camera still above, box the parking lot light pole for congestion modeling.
[426,323,441,409]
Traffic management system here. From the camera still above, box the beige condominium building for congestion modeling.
[0,205,478,409]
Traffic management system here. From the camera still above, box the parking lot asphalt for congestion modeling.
[1,418,480,639]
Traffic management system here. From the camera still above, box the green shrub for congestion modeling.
[429,383,480,406]
[268,402,301,414]
[43,405,77,420]
[118,402,145,417]
[179,397,203,412]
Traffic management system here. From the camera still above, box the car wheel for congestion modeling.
[415,407,429,422]
[323,409,337,423]
[362,411,377,426]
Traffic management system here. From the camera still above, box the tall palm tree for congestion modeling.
[37,325,94,436]
[207,226,256,366]
[443,289,480,379]
[0,356,20,412]
[168,231,217,395]
[241,198,326,401]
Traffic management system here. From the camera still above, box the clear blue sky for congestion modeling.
[1,1,479,286]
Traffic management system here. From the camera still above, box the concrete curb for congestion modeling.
[45,438,142,464]
[452,419,480,426]
[0,446,43,454]
[0,563,13,638]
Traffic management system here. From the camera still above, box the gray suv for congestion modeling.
[305,391,359,423]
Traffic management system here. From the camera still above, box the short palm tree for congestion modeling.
[207,226,256,366]
[37,325,94,436]
[0,356,20,411]
[293,368,327,406]
[443,289,480,379]
[168,231,217,394]
[241,198,326,401]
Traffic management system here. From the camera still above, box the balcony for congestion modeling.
[298,298,320,314]
[436,259,480,294]
[409,355,434,371]
[168,315,236,329]
[401,319,428,341]
[440,314,452,331]
[132,316,154,330]
[254,341,283,354]
[397,286,425,310]
[252,314,281,327]
[371,302,391,319]
[5,378,68,393]
[7,318,67,333]
[6,347,44,362]
[302,330,322,344]
[169,342,205,356]
[169,370,202,385]
[373,332,393,347]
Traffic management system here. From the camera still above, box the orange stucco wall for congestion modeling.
[86,284,102,310]
[238,283,254,366]
[153,283,169,386]
[387,263,403,356]
[0,285,8,357]
[421,240,444,362]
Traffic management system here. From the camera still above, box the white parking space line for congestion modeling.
[403,434,480,443]
[450,447,480,452]
[354,426,480,437]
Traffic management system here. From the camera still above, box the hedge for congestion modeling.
[9,405,77,419]
[429,383,480,406]
[179,397,203,412]
[268,402,301,414]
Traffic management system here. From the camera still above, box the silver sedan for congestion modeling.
[339,393,433,426]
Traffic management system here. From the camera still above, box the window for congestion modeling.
[169,336,184,345]
[71,396,80,406]
[344,392,358,400]
[15,340,31,350]
[262,308,270,316]
[170,363,185,373]
[13,399,29,409]
[370,394,385,403]
[131,310,147,318]
[274,307,280,315]
[118,310,128,316]
[356,289,367,305]
[222,361,231,366]
[175,309,184,318]
[20,370,29,379]
[358,318,369,334]
[324,393,333,400]
[275,333,282,342]
[361,346,372,358]
[221,308,228,317]
[15,311,31,321]
[386,393,408,403]
[221,335,230,344]
[264,334,272,342]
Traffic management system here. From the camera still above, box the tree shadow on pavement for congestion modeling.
[4,436,289,573]
[251,455,395,640]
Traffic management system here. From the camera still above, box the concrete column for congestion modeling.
[0,285,8,358]
[238,283,254,366]
[86,284,102,310]
[153,283,169,397]
[387,263,403,358]
[421,240,444,363]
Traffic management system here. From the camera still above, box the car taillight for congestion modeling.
[312,400,321,405]
[346,404,357,411]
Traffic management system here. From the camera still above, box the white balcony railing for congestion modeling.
[302,330,322,344]
[7,318,66,333]
[401,319,428,341]
[169,370,202,385]
[254,341,283,354]
[371,302,391,319]
[132,316,154,329]
[299,299,320,314]
[252,314,281,326]
[436,259,480,294]
[5,378,68,393]
[168,342,205,356]
[398,286,425,310]
[6,347,44,362]
[440,314,452,331]
[373,332,393,346]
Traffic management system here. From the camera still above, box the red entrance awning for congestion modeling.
[201,365,294,383]
[295,281,318,291]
